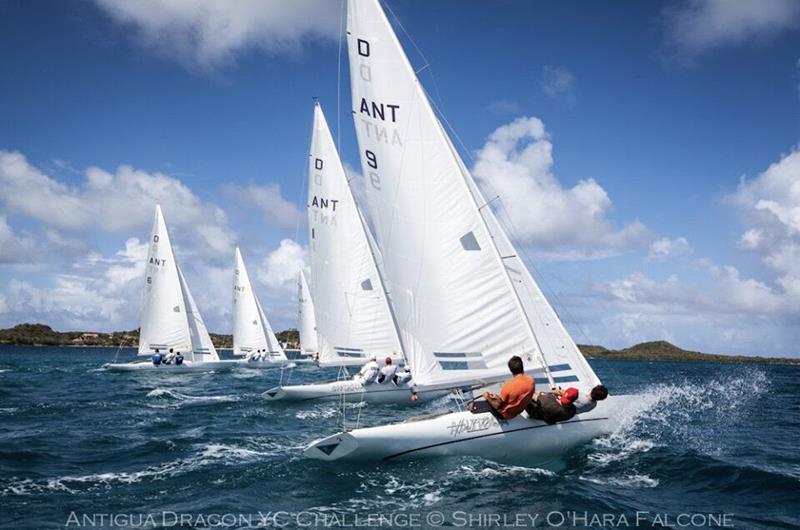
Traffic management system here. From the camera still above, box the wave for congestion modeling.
[589,367,770,465]
[144,388,239,406]
[579,473,659,488]
[1,441,284,496]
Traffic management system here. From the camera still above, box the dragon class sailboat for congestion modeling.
[264,103,446,403]
[297,269,319,358]
[304,0,625,462]
[232,247,293,368]
[105,205,237,372]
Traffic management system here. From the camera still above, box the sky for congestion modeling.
[0,0,798,356]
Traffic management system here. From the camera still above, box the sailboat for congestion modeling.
[232,247,293,367]
[263,103,444,404]
[297,269,318,357]
[105,206,237,371]
[304,0,624,462]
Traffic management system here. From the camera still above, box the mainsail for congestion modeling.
[233,248,287,360]
[346,0,600,390]
[297,270,318,355]
[137,205,218,363]
[307,103,403,366]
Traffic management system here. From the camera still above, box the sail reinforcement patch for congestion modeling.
[460,231,481,251]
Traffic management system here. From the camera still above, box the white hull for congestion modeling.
[263,380,449,404]
[237,359,297,370]
[305,395,627,464]
[103,359,241,372]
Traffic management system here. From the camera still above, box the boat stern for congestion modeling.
[304,432,359,461]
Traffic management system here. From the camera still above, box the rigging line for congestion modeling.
[492,198,624,388]
[381,0,446,113]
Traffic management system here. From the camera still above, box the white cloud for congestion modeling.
[0,150,236,259]
[540,65,574,98]
[224,183,302,230]
[586,258,797,354]
[257,238,306,290]
[2,236,148,330]
[648,236,691,259]
[0,216,35,264]
[471,116,649,258]
[94,0,340,71]
[663,0,800,56]
[727,147,800,304]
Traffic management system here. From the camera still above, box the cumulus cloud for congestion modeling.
[540,65,575,99]
[257,239,306,290]
[471,116,649,258]
[727,147,800,302]
[648,236,691,259]
[94,0,340,71]
[0,216,35,264]
[2,237,147,330]
[662,0,800,57]
[224,183,302,230]
[587,258,796,354]
[0,150,236,260]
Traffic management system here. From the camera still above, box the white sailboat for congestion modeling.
[104,205,237,372]
[232,247,292,367]
[305,0,623,462]
[264,103,442,403]
[297,269,319,357]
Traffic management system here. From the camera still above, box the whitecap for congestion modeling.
[579,473,659,488]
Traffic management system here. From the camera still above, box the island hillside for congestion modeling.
[1,323,797,365]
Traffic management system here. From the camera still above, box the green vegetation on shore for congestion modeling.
[0,323,796,365]
[0,323,302,350]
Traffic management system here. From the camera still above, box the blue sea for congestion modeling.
[0,346,798,530]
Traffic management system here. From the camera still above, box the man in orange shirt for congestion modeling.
[470,355,535,420]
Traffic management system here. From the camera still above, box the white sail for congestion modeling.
[298,270,318,354]
[346,0,600,390]
[233,247,286,360]
[308,103,402,366]
[138,205,192,357]
[177,264,219,362]
[255,296,287,360]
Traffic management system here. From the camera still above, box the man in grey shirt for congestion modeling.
[571,385,609,414]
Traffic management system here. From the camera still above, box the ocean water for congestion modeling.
[1,346,798,530]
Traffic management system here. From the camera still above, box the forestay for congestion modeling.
[347,0,601,390]
[233,248,286,360]
[307,103,403,366]
[298,270,319,355]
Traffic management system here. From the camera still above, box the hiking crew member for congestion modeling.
[573,385,608,414]
[163,348,176,365]
[354,356,380,385]
[377,357,397,384]
[151,348,162,366]
[175,351,184,365]
[394,366,412,386]
[470,356,535,420]
[527,387,579,424]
